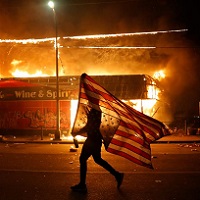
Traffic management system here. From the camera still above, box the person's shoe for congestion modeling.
[71,183,87,193]
[116,173,124,189]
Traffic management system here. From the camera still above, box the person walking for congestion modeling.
[71,107,124,193]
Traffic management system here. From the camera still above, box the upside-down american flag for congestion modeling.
[71,73,169,168]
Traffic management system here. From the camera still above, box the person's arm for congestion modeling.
[71,125,88,138]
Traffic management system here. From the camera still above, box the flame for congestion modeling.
[68,46,155,49]
[61,99,84,142]
[11,59,23,66]
[122,78,161,117]
[63,29,188,40]
[70,100,78,128]
[0,29,186,78]
[147,83,160,99]
[0,38,56,44]
[11,69,49,77]
[153,70,166,81]
[122,99,157,117]
[0,29,187,44]
[9,59,49,77]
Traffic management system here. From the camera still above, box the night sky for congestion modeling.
[0,0,199,39]
[0,0,200,123]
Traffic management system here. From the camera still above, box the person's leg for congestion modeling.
[92,147,118,176]
[71,139,92,192]
[79,141,91,185]
[92,142,124,188]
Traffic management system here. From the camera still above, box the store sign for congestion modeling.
[0,87,78,101]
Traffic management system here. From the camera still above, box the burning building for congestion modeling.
[0,74,171,138]
[1,30,186,138]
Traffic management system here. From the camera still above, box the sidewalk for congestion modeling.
[156,134,200,143]
[0,134,74,144]
[1,133,200,144]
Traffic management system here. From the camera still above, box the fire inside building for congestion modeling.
[0,74,171,138]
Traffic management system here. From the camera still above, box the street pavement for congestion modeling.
[1,132,200,144]
[1,141,200,200]
[1,132,200,200]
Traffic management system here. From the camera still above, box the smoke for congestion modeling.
[161,45,200,117]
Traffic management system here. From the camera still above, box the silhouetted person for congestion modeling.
[71,107,124,192]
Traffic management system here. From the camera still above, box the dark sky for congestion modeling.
[0,0,199,38]
[0,0,200,121]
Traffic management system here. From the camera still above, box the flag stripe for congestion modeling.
[111,136,151,160]
[125,105,165,137]
[116,127,150,149]
[107,144,152,168]
[81,80,116,102]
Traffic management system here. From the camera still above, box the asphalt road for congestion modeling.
[0,142,200,200]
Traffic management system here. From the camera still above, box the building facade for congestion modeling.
[0,74,170,136]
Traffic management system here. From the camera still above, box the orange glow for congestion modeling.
[70,100,78,128]
[63,29,188,40]
[147,83,160,99]
[0,29,187,44]
[1,34,165,120]
[11,69,49,77]
[122,79,161,117]
[122,99,157,117]
[153,70,165,81]
[0,38,55,44]
[10,58,50,77]
[11,59,23,66]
